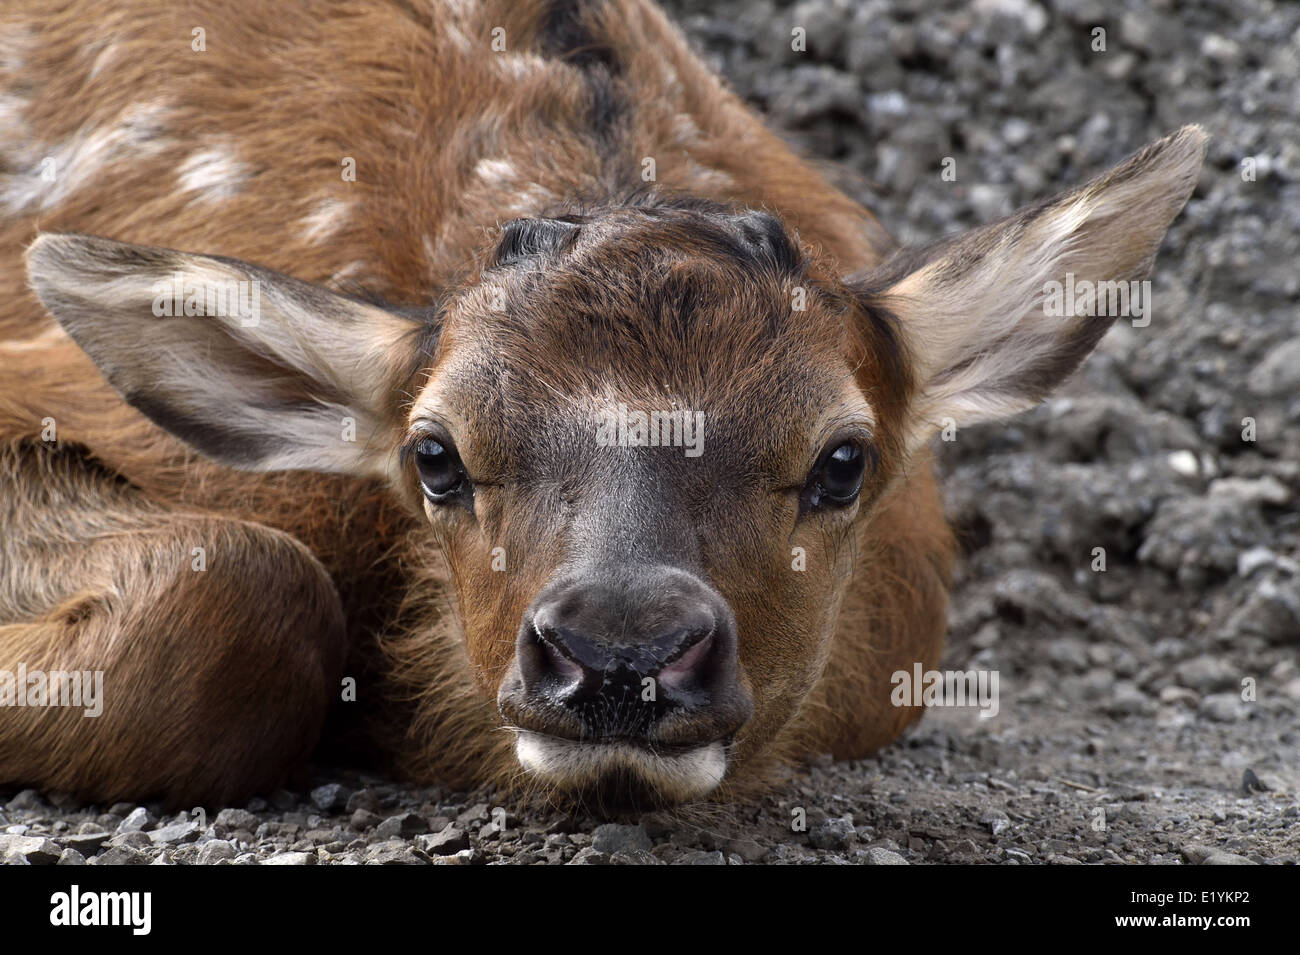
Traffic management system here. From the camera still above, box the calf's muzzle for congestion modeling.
[500,565,753,748]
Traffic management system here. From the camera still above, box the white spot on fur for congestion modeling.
[178,147,248,202]
[1,325,65,350]
[682,159,736,193]
[671,113,703,147]
[1,100,171,213]
[0,22,33,73]
[474,157,517,186]
[502,182,559,217]
[88,41,118,80]
[300,199,352,242]
[496,53,548,80]
[443,21,472,53]
[0,90,27,146]
[330,261,367,284]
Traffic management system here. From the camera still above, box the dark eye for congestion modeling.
[809,441,869,508]
[414,436,467,502]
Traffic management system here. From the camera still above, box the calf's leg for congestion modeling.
[0,444,346,807]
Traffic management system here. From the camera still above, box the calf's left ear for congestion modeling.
[853,124,1207,448]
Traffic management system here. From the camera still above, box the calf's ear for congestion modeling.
[853,124,1207,448]
[26,234,425,476]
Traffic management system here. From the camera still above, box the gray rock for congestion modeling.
[455,803,491,827]
[1138,494,1269,585]
[263,851,317,865]
[723,838,770,863]
[1047,637,1091,672]
[310,783,351,814]
[1159,685,1200,707]
[108,831,153,849]
[365,841,426,865]
[1240,768,1270,795]
[0,835,62,865]
[88,846,148,865]
[57,848,86,865]
[116,807,151,833]
[591,823,652,855]
[680,850,726,865]
[214,808,259,832]
[1219,577,1300,644]
[1182,845,1258,865]
[1210,476,1289,506]
[610,849,663,865]
[149,821,199,845]
[1081,668,1117,699]
[5,789,46,811]
[58,831,111,853]
[376,812,430,839]
[979,809,1011,837]
[345,789,379,814]
[430,849,478,865]
[196,840,239,865]
[416,825,471,855]
[1107,681,1155,717]
[1248,337,1300,396]
[1237,546,1277,577]
[1200,693,1248,723]
[566,847,610,865]
[863,847,909,865]
[809,815,856,850]
[1175,657,1238,693]
[993,570,1095,626]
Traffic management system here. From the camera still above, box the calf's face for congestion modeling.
[407,205,914,800]
[26,126,1206,805]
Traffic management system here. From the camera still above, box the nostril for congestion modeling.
[657,630,714,692]
[534,625,585,684]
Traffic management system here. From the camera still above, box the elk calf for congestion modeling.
[0,0,1206,808]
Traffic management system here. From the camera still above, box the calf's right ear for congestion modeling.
[26,235,427,476]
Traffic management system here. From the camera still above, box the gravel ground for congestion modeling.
[3,0,1297,865]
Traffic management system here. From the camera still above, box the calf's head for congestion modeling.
[27,126,1205,805]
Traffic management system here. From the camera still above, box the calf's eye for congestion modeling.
[415,437,467,501]
[807,441,870,508]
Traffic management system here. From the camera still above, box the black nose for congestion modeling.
[507,566,750,742]
[534,604,716,705]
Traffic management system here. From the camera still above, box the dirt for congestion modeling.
[3,0,1297,864]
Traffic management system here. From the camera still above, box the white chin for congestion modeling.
[515,731,727,801]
